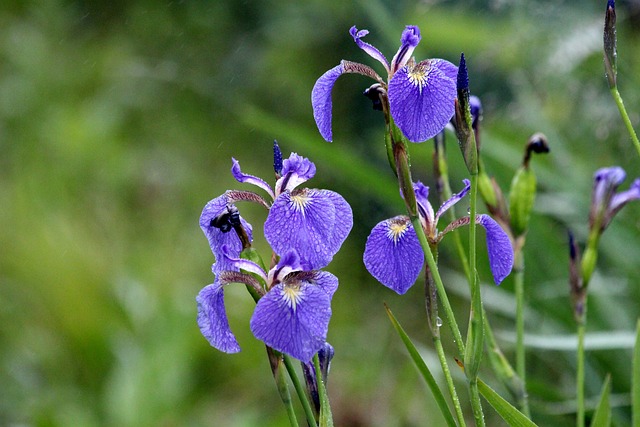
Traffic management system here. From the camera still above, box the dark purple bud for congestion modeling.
[273,140,283,176]
[457,53,469,92]
[523,132,550,167]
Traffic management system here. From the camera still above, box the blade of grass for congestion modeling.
[589,375,611,427]
[384,303,458,427]
[476,377,538,427]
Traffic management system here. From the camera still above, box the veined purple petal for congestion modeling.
[390,25,421,75]
[276,153,317,194]
[231,158,275,200]
[476,214,514,285]
[290,270,339,299]
[196,281,240,353]
[363,216,423,294]
[250,281,332,362]
[199,194,252,271]
[388,59,457,142]
[413,181,435,228]
[322,190,354,257]
[265,189,341,270]
[269,249,304,284]
[312,64,345,142]
[436,179,471,221]
[349,26,390,72]
[220,246,268,282]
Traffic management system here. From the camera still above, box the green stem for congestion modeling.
[513,247,531,417]
[411,215,465,358]
[610,87,640,159]
[469,379,485,427]
[434,335,467,427]
[268,349,299,427]
[465,173,486,427]
[283,354,317,427]
[577,320,586,427]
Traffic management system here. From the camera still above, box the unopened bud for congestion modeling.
[604,0,617,88]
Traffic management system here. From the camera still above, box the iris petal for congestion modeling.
[276,153,317,194]
[265,189,352,269]
[312,64,345,142]
[436,179,471,221]
[363,216,423,294]
[199,194,252,271]
[476,214,514,285]
[388,59,457,142]
[231,158,275,199]
[250,282,332,362]
[196,281,240,353]
[349,26,390,72]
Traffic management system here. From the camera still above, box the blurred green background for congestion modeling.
[1,0,639,425]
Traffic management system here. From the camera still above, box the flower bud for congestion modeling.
[603,0,617,89]
[453,53,478,175]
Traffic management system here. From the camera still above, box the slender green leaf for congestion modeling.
[633,319,640,427]
[384,304,458,427]
[477,378,538,427]
[315,353,334,427]
[590,375,611,427]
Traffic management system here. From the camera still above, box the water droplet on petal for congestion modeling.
[436,317,443,327]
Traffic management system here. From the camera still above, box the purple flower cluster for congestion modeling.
[364,180,514,294]
[312,25,458,143]
[196,143,353,362]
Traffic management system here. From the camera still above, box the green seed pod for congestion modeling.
[509,166,536,237]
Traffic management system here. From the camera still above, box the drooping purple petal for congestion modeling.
[476,214,514,285]
[231,158,275,199]
[276,153,317,194]
[349,26,390,72]
[363,216,423,294]
[265,188,344,270]
[322,190,354,257]
[388,59,457,142]
[390,25,421,75]
[199,194,252,271]
[196,281,240,353]
[436,179,471,221]
[312,63,345,142]
[250,281,332,362]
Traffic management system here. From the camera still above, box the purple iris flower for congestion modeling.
[231,145,353,269]
[312,25,458,143]
[197,248,338,362]
[196,144,352,361]
[589,166,640,232]
[364,180,513,294]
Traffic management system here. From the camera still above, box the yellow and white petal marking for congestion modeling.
[282,284,304,312]
[407,61,430,94]
[386,218,410,245]
[290,189,312,215]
